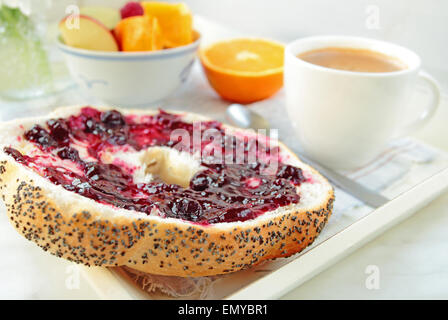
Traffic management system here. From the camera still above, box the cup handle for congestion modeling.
[395,70,441,137]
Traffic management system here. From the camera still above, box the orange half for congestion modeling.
[199,38,284,103]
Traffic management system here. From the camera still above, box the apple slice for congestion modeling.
[59,15,119,51]
[79,6,121,30]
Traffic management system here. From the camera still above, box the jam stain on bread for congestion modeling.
[0,106,333,277]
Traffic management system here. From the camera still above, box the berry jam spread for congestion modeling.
[4,107,306,224]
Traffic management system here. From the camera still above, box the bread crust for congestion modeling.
[0,106,334,277]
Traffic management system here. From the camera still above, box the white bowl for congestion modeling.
[57,34,200,106]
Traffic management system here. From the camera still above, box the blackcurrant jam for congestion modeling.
[4,107,306,224]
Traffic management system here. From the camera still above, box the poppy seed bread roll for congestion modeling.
[0,105,333,277]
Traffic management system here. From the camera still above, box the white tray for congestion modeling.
[229,168,448,299]
[79,165,448,300]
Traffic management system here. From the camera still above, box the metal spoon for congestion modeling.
[226,103,270,136]
[225,103,389,208]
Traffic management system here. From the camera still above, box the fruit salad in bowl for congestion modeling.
[57,1,200,106]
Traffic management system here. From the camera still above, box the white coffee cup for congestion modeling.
[284,36,440,169]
